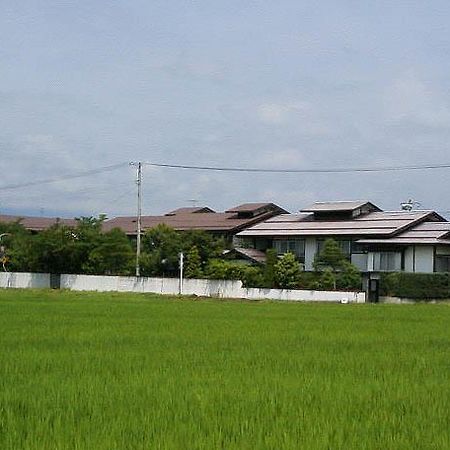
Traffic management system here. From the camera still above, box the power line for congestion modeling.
[143,161,450,174]
[0,163,128,191]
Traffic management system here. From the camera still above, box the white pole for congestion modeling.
[179,252,184,295]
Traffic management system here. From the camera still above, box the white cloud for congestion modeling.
[256,101,309,124]
[384,71,450,128]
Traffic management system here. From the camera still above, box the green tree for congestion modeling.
[140,224,183,276]
[274,252,301,289]
[337,261,362,290]
[184,246,203,278]
[83,228,134,275]
[263,248,278,288]
[319,268,337,290]
[32,224,82,273]
[314,238,348,271]
[314,238,361,290]
[183,230,224,268]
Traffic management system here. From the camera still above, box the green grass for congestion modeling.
[0,289,449,449]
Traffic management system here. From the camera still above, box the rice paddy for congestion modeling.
[0,289,449,449]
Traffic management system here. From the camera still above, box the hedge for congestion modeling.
[380,272,450,299]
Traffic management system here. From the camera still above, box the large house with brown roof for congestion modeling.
[103,203,288,241]
[0,214,78,232]
[237,201,450,274]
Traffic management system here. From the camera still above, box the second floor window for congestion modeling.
[273,239,305,262]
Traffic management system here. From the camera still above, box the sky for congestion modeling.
[2,0,450,218]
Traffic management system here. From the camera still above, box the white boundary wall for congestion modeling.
[0,272,366,303]
[0,272,50,289]
[60,274,365,303]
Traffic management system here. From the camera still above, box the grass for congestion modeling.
[0,289,449,449]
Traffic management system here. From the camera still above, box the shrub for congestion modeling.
[380,272,450,299]
[336,261,362,290]
[274,253,301,289]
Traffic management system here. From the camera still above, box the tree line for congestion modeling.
[0,219,361,290]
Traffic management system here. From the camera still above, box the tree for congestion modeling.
[337,261,362,290]
[314,238,361,290]
[32,224,82,273]
[319,268,337,290]
[140,224,183,276]
[274,252,301,289]
[263,248,278,288]
[182,230,224,268]
[0,221,36,272]
[184,246,203,278]
[83,228,134,275]
[314,238,347,272]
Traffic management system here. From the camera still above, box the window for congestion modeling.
[273,239,305,262]
[373,252,401,271]
[435,256,450,273]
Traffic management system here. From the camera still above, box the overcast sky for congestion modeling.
[2,0,450,218]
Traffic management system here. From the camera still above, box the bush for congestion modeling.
[336,262,362,290]
[274,253,301,289]
[380,272,450,299]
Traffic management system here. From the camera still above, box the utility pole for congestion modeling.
[130,162,142,277]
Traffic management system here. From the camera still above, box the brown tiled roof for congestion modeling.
[166,206,215,215]
[103,203,287,235]
[301,200,381,213]
[238,209,444,238]
[357,221,450,245]
[226,203,285,213]
[0,214,78,231]
[223,247,267,264]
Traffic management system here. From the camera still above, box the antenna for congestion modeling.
[400,199,421,211]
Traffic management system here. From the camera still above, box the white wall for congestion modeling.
[60,274,365,303]
[0,272,366,303]
[0,272,50,289]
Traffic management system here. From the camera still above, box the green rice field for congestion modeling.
[0,289,449,449]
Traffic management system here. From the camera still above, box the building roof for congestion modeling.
[103,203,288,235]
[0,214,78,231]
[238,206,445,239]
[223,247,267,264]
[357,221,450,245]
[301,200,381,213]
[165,206,215,215]
[225,203,282,213]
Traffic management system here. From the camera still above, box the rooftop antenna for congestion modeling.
[188,199,199,207]
[401,199,421,211]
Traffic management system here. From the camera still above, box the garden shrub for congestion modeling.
[380,272,450,299]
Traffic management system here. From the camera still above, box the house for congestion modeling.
[237,200,450,274]
[102,203,288,242]
[0,214,78,233]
